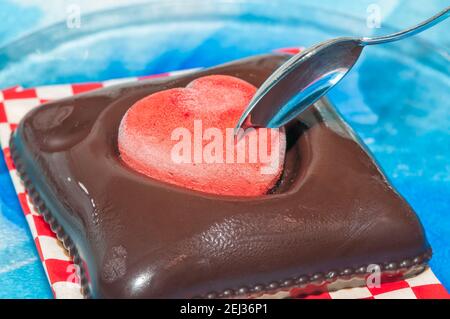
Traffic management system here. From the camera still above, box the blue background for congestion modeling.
[0,0,449,298]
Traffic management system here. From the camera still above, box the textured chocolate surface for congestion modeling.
[11,54,430,298]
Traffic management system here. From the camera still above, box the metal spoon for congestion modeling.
[235,6,450,133]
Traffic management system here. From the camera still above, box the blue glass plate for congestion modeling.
[0,0,449,298]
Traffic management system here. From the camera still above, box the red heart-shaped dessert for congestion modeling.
[118,75,285,196]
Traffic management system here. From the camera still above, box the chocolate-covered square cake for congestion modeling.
[10,53,431,298]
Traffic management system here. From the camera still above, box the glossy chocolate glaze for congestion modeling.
[12,54,430,298]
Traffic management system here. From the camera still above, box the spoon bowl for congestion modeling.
[236,38,363,129]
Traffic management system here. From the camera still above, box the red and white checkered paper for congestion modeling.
[1,68,449,299]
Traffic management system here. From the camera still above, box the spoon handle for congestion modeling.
[361,6,450,45]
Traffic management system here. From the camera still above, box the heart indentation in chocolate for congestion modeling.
[118,75,285,196]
